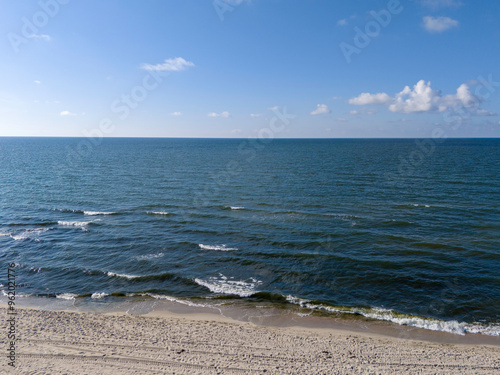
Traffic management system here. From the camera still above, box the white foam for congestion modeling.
[147,294,212,307]
[194,274,262,297]
[136,252,165,260]
[56,293,78,300]
[91,292,109,299]
[10,228,49,241]
[285,296,500,336]
[58,221,92,227]
[229,206,245,210]
[84,211,115,216]
[0,291,33,298]
[147,211,170,216]
[199,244,238,251]
[107,272,140,279]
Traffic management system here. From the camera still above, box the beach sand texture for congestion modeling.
[3,307,499,374]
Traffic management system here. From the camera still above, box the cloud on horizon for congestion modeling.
[349,80,487,114]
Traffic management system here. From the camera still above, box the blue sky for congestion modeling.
[1,0,499,138]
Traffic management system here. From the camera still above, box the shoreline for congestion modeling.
[2,295,500,346]
[2,305,499,374]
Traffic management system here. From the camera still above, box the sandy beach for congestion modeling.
[2,306,498,374]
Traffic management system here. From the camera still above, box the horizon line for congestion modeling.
[1,136,499,140]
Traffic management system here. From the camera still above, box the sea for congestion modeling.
[1,137,499,336]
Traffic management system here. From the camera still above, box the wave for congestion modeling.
[91,292,109,299]
[198,244,238,251]
[105,271,184,284]
[146,211,171,216]
[83,211,117,216]
[7,221,58,227]
[51,208,84,214]
[56,293,78,300]
[9,228,50,241]
[146,294,216,308]
[58,221,94,227]
[194,274,262,297]
[136,252,165,260]
[225,206,245,210]
[393,204,431,209]
[285,296,500,336]
[52,208,117,216]
[106,272,140,279]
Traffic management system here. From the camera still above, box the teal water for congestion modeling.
[0,137,499,335]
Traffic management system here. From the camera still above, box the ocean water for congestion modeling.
[1,137,499,336]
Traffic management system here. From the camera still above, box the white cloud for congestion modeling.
[34,80,41,84]
[268,106,281,111]
[421,0,462,9]
[349,92,392,105]
[337,19,348,26]
[390,80,440,113]
[141,57,195,72]
[208,111,230,118]
[423,16,459,33]
[350,80,484,114]
[170,112,182,116]
[28,34,51,41]
[310,104,331,115]
[60,110,77,116]
[250,113,262,118]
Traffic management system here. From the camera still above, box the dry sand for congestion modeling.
[1,307,499,374]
